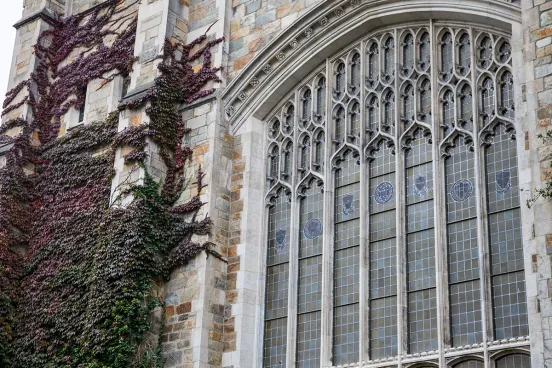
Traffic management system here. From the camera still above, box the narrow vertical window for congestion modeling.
[403,33,414,74]
[442,90,455,134]
[317,78,326,119]
[299,137,310,178]
[460,85,473,130]
[336,63,346,93]
[334,107,345,146]
[485,124,528,340]
[302,89,312,124]
[351,53,361,90]
[419,32,430,70]
[500,72,514,119]
[405,130,438,353]
[78,87,87,123]
[479,37,493,68]
[383,37,395,82]
[349,102,360,142]
[419,80,431,122]
[268,146,279,185]
[498,41,512,63]
[333,150,360,365]
[459,34,471,76]
[383,92,395,135]
[297,182,324,367]
[121,75,131,98]
[263,190,291,367]
[284,106,294,134]
[314,131,325,172]
[403,85,414,127]
[445,136,482,346]
[283,142,293,180]
[441,32,453,80]
[482,77,494,124]
[369,141,397,359]
[367,43,379,87]
[366,96,379,138]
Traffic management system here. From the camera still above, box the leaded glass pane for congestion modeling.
[450,280,483,346]
[482,78,494,124]
[367,43,379,87]
[334,246,360,305]
[264,318,287,368]
[419,32,430,70]
[351,53,361,88]
[420,80,431,120]
[480,36,493,68]
[299,185,324,258]
[269,146,279,182]
[492,271,529,339]
[284,142,293,179]
[443,90,454,134]
[333,304,360,365]
[407,229,436,291]
[383,92,395,135]
[454,361,484,368]
[496,354,531,368]
[370,296,398,359]
[335,107,345,146]
[408,288,438,353]
[445,138,477,222]
[500,72,514,119]
[406,163,434,204]
[300,137,310,177]
[406,200,434,232]
[265,264,289,320]
[441,32,453,80]
[267,193,291,265]
[384,37,395,82]
[336,62,346,92]
[447,219,479,284]
[460,85,473,130]
[403,85,414,127]
[350,102,361,141]
[284,106,294,134]
[296,311,321,367]
[458,34,471,76]
[489,209,523,275]
[403,33,414,73]
[314,132,325,172]
[302,89,312,121]
[298,256,322,314]
[317,78,326,117]
[366,96,378,138]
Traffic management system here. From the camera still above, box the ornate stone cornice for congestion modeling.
[222,0,521,134]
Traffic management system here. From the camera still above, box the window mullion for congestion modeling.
[286,93,300,368]
[431,20,449,368]
[319,57,333,368]
[393,27,407,364]
[470,27,493,363]
[359,39,370,365]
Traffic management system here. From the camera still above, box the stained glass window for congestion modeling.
[263,25,528,368]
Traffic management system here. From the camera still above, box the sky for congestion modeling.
[0,2,23,108]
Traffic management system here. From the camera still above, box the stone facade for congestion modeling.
[3,0,552,367]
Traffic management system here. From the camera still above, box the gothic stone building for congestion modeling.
[3,0,552,367]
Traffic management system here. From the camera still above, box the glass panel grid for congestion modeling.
[299,187,324,258]
[445,141,477,222]
[298,256,322,314]
[370,296,398,359]
[265,263,290,320]
[267,194,291,266]
[496,354,531,368]
[492,271,529,339]
[408,288,438,353]
[334,246,360,306]
[447,219,479,284]
[370,238,397,299]
[333,304,360,366]
[489,209,524,275]
[450,280,483,346]
[264,318,287,368]
[407,229,436,291]
[297,311,321,368]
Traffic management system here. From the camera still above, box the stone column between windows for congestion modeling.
[516,1,552,367]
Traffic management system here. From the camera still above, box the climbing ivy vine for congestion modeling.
[0,0,223,366]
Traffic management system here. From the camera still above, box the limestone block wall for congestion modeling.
[227,0,323,79]
[517,0,552,366]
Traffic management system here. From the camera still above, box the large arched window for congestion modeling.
[263,24,528,368]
